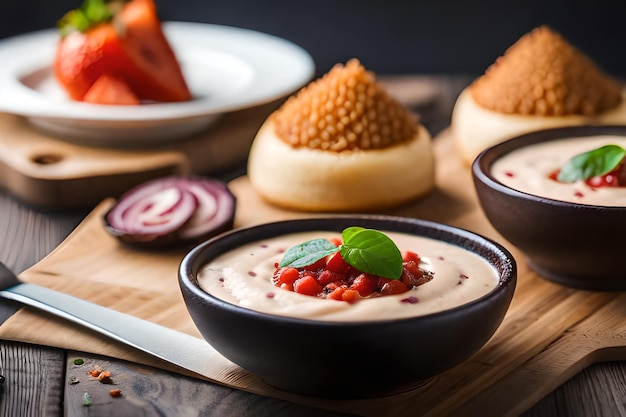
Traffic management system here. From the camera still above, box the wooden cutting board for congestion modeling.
[0,101,278,210]
[1,131,624,417]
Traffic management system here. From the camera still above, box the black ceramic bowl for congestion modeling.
[178,216,516,398]
[473,125,626,290]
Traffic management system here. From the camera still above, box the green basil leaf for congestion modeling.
[279,238,339,268]
[340,228,403,279]
[341,226,365,242]
[557,144,626,183]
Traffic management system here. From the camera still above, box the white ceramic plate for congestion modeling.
[0,22,315,145]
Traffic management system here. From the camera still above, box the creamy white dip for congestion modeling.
[492,135,626,206]
[198,231,500,322]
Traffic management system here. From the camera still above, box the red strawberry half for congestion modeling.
[54,0,191,104]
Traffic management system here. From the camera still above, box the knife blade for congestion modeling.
[0,281,237,384]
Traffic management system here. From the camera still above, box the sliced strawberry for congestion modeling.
[54,0,190,103]
[118,0,191,102]
[54,25,129,100]
[83,73,140,105]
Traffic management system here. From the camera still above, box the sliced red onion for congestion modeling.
[104,176,236,246]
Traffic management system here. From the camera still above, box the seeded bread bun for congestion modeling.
[248,59,435,212]
[451,26,626,165]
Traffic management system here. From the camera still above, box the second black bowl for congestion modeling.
[473,125,626,290]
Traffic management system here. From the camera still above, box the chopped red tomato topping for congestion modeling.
[341,289,361,303]
[272,267,299,287]
[550,163,626,187]
[272,240,433,303]
[402,250,421,263]
[379,280,410,295]
[293,275,323,296]
[350,273,379,297]
[325,251,353,274]
[585,164,625,187]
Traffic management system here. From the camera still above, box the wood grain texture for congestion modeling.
[0,131,625,416]
[0,101,278,210]
[0,341,64,416]
[525,361,626,417]
[63,352,353,417]
[0,193,83,273]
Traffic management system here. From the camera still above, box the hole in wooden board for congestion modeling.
[31,153,64,165]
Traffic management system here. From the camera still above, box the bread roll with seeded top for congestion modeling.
[451,25,626,165]
[248,59,435,212]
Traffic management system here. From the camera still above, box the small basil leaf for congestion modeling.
[557,144,626,183]
[279,238,339,268]
[340,228,403,279]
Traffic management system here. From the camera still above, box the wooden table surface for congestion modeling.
[0,75,625,416]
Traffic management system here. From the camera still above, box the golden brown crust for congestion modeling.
[470,25,622,116]
[271,59,418,151]
[248,120,435,212]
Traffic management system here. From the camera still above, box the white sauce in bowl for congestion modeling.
[198,231,500,322]
[491,135,626,206]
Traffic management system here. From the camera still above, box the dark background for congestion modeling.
[2,0,625,77]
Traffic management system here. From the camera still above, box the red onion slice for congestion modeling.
[178,182,234,239]
[104,176,236,246]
